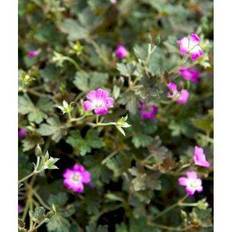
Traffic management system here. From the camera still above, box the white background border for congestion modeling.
[214,0,232,231]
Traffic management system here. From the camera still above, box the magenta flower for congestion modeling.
[27,49,40,58]
[18,128,27,140]
[193,146,210,168]
[167,82,189,105]
[83,88,114,115]
[63,164,91,193]
[179,67,200,83]
[115,44,128,59]
[177,33,204,61]
[139,102,158,120]
[178,171,203,196]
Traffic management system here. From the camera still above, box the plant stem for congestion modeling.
[153,195,188,221]
[179,202,198,207]
[96,115,99,124]
[153,202,179,221]
[101,151,118,164]
[148,221,194,231]
[93,122,116,127]
[69,115,86,123]
[18,171,35,184]
[32,190,50,210]
[29,218,48,232]
[63,57,81,70]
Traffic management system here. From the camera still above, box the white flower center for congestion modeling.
[93,99,104,108]
[72,173,81,183]
[189,179,200,188]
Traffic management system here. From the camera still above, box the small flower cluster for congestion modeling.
[167,82,189,105]
[167,33,204,105]
[177,33,204,61]
[178,146,210,196]
[68,33,207,194]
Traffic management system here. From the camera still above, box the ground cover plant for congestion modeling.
[18,0,213,231]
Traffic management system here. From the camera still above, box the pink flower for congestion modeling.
[63,164,91,193]
[178,171,203,196]
[115,44,128,59]
[27,49,40,58]
[139,102,158,120]
[18,128,27,140]
[167,82,189,105]
[193,146,210,168]
[111,0,117,4]
[83,88,114,115]
[179,67,200,83]
[177,33,204,61]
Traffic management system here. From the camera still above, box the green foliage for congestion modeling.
[18,0,213,231]
[38,117,66,142]
[47,213,70,232]
[74,71,109,92]
[66,129,103,156]
[19,95,53,124]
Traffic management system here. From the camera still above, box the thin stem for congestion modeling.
[153,202,179,221]
[29,202,34,230]
[26,89,48,98]
[92,122,116,127]
[102,151,118,164]
[175,163,192,174]
[179,202,198,207]
[63,57,81,70]
[32,190,50,210]
[29,218,48,232]
[96,115,99,124]
[18,171,35,184]
[148,221,194,231]
[22,196,30,221]
[153,195,188,221]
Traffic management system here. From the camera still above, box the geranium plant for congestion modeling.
[18,0,213,231]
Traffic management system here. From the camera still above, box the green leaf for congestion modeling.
[19,95,47,124]
[129,168,161,192]
[133,44,156,63]
[48,193,68,207]
[66,129,103,156]
[29,207,46,223]
[19,151,33,179]
[86,224,108,232]
[38,117,65,142]
[132,134,153,148]
[117,63,137,77]
[192,113,213,134]
[22,133,44,152]
[74,71,108,92]
[105,153,131,178]
[148,47,167,76]
[116,223,128,232]
[37,97,54,113]
[129,217,161,232]
[59,19,89,41]
[47,213,70,232]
